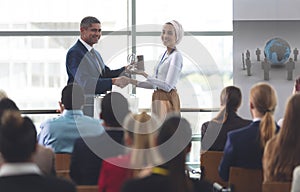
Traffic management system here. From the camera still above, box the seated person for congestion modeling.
[121,115,212,192]
[0,111,75,192]
[201,86,251,151]
[38,83,104,153]
[263,94,300,182]
[70,92,130,185]
[219,83,279,181]
[0,98,55,176]
[98,112,160,192]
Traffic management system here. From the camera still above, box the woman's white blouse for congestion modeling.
[137,49,183,92]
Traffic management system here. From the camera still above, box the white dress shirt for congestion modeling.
[0,163,42,177]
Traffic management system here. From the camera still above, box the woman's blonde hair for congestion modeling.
[123,111,161,170]
[250,83,277,148]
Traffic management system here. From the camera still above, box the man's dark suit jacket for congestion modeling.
[218,121,279,181]
[66,40,125,94]
[201,112,251,151]
[0,174,75,192]
[70,129,124,185]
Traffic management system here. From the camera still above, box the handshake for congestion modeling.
[112,76,137,88]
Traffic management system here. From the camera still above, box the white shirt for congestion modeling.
[137,49,183,92]
[0,163,42,177]
[79,38,93,52]
[291,166,300,192]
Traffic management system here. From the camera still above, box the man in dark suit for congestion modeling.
[66,16,130,94]
[0,110,75,192]
[66,16,130,116]
[70,92,130,185]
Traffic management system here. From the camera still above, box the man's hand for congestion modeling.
[112,76,130,88]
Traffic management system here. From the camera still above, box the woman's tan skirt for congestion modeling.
[151,89,180,120]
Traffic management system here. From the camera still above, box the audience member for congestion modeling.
[70,92,130,185]
[98,112,160,192]
[277,76,300,127]
[0,111,75,192]
[263,93,300,182]
[291,166,300,192]
[38,83,104,153]
[219,83,279,181]
[201,86,251,151]
[0,98,56,176]
[121,116,212,192]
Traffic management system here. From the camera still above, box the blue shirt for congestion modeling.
[38,110,104,153]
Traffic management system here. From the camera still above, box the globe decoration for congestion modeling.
[264,37,291,65]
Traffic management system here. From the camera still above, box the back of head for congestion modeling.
[61,83,84,110]
[268,93,300,178]
[0,111,37,162]
[80,16,100,29]
[123,112,159,169]
[101,92,130,127]
[0,98,19,123]
[280,93,300,146]
[214,86,242,123]
[156,115,193,192]
[250,83,277,147]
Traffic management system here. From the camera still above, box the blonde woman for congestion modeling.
[219,83,279,181]
[98,112,160,192]
[263,93,300,182]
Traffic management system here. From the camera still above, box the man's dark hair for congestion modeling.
[0,111,37,162]
[0,98,19,121]
[101,92,130,127]
[61,83,85,110]
[80,16,100,29]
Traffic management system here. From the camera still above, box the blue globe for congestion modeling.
[264,37,291,65]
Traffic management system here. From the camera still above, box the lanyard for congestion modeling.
[155,48,175,78]
[152,167,169,176]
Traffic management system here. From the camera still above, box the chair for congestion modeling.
[200,151,227,187]
[55,153,71,180]
[228,167,263,192]
[76,185,99,192]
[262,182,291,192]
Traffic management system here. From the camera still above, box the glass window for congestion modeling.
[136,0,232,31]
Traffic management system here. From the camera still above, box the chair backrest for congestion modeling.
[55,153,71,180]
[200,151,227,187]
[76,185,99,192]
[55,153,71,170]
[262,182,291,192]
[229,167,263,192]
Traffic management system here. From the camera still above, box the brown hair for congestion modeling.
[213,86,242,123]
[268,93,300,178]
[250,83,277,148]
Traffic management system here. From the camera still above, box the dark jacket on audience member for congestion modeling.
[0,174,75,192]
[201,112,251,151]
[121,173,212,192]
[219,121,279,181]
[70,129,124,185]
